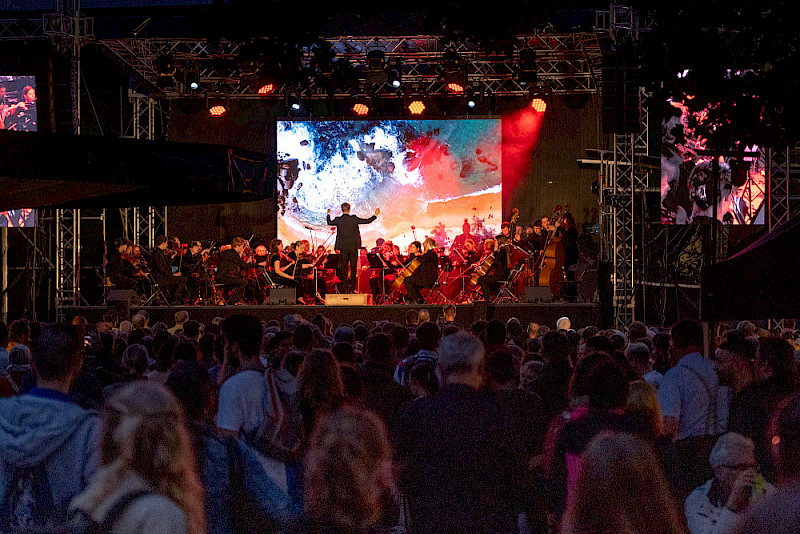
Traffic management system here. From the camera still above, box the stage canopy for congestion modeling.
[0,130,272,211]
[702,214,800,321]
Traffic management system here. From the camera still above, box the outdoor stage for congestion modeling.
[61,302,600,330]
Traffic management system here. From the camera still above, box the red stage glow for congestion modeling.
[257,83,275,95]
[408,100,426,115]
[208,105,227,117]
[502,108,544,191]
[352,103,370,116]
[446,82,465,93]
[530,98,547,113]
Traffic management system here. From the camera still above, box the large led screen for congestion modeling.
[1,75,38,228]
[661,98,765,225]
[277,119,502,250]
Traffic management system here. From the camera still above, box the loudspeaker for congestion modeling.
[523,286,552,303]
[267,287,296,305]
[107,289,138,304]
[601,52,640,134]
[326,293,370,306]
[107,289,138,322]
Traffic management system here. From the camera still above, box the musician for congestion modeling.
[523,221,547,253]
[327,203,380,293]
[152,235,189,303]
[477,238,510,301]
[107,238,138,291]
[404,238,439,304]
[495,221,513,247]
[369,240,403,303]
[452,219,483,252]
[217,237,264,305]
[295,240,326,302]
[555,212,580,301]
[269,238,304,304]
[180,241,206,301]
[462,239,481,265]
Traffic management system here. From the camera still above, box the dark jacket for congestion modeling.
[217,249,249,279]
[407,249,439,288]
[392,383,527,534]
[327,213,377,250]
[151,248,173,279]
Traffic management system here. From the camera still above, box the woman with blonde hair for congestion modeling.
[71,381,205,534]
[297,349,347,434]
[561,432,685,534]
[303,405,395,533]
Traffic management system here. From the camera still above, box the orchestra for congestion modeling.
[103,205,581,306]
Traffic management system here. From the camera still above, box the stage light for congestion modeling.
[258,82,275,95]
[530,98,547,113]
[351,95,372,116]
[207,95,228,117]
[516,48,538,85]
[408,99,426,115]
[183,65,202,95]
[366,49,388,84]
[387,58,402,88]
[287,91,304,113]
[155,53,176,77]
[291,102,301,110]
[467,98,476,108]
[442,50,467,94]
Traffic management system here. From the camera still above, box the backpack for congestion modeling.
[1,471,150,534]
[250,369,305,462]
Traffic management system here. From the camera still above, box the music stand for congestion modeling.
[324,254,340,293]
[367,253,393,304]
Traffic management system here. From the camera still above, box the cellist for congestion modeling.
[403,238,438,304]
[476,238,510,301]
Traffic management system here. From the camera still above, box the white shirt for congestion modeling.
[658,352,728,440]
[685,479,774,534]
[216,368,288,492]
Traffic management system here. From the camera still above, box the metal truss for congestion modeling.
[610,133,636,326]
[767,146,791,231]
[99,32,606,99]
[55,209,80,312]
[122,92,168,248]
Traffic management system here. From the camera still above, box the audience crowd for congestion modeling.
[1,309,800,533]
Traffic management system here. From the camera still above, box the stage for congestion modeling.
[61,302,600,330]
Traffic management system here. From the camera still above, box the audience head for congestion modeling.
[442,304,456,321]
[174,310,189,325]
[405,310,419,327]
[437,330,485,385]
[709,432,757,497]
[222,314,262,362]
[174,341,199,364]
[304,406,393,533]
[756,337,797,385]
[415,321,442,352]
[714,337,756,387]
[297,349,346,420]
[625,342,652,377]
[670,319,704,357]
[562,432,684,534]
[626,380,664,438]
[556,316,571,331]
[541,330,571,368]
[737,320,757,337]
[363,333,395,366]
[586,360,629,410]
[418,309,430,324]
[89,382,205,534]
[8,319,31,345]
[408,362,439,398]
[334,325,355,345]
[485,319,507,347]
[8,344,31,368]
[121,343,149,376]
[628,321,648,342]
[293,323,315,352]
[31,324,83,386]
[166,362,215,425]
[183,320,201,341]
[486,348,515,389]
[526,322,539,339]
[131,313,148,330]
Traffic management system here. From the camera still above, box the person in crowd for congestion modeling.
[103,343,149,398]
[659,319,725,440]
[407,362,438,399]
[168,311,189,336]
[394,321,441,385]
[70,381,205,534]
[549,360,635,519]
[0,320,9,370]
[561,432,685,534]
[556,316,571,332]
[0,324,101,530]
[392,330,527,534]
[182,320,202,342]
[6,319,30,352]
[628,321,649,343]
[441,303,458,327]
[302,406,395,533]
[297,349,347,435]
[417,309,430,324]
[359,333,412,424]
[727,337,797,480]
[685,432,773,534]
[627,341,663,389]
[166,362,295,533]
[527,330,573,421]
[0,344,32,397]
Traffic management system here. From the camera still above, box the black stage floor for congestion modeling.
[62,302,600,329]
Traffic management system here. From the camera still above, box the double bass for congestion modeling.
[536,204,570,299]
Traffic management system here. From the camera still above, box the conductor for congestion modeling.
[327,203,380,293]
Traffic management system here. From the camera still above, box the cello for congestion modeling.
[536,204,570,299]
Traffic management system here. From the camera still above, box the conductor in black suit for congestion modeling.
[327,203,380,293]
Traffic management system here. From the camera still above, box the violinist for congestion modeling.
[462,239,481,265]
[554,212,579,301]
[369,240,403,303]
[181,241,206,301]
[295,240,326,302]
[107,238,138,291]
[152,235,189,303]
[404,238,439,305]
[477,238,509,301]
[268,239,304,304]
[495,221,513,247]
[217,237,264,305]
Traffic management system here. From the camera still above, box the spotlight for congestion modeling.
[366,49,388,84]
[183,65,202,94]
[206,95,228,117]
[351,95,372,116]
[387,58,402,88]
[287,91,303,113]
[406,95,427,115]
[530,98,547,113]
[258,82,276,95]
[517,48,538,86]
[155,53,176,76]
[467,99,476,108]
[442,50,467,94]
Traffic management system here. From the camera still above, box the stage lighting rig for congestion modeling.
[387,58,402,88]
[206,94,228,117]
[528,86,551,113]
[156,53,177,89]
[182,62,202,95]
[442,50,467,94]
[366,49,389,84]
[516,48,538,86]
[351,95,372,116]
[286,90,304,114]
[405,94,428,116]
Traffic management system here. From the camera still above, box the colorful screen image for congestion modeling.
[277,119,502,250]
[661,98,765,225]
[1,75,37,227]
